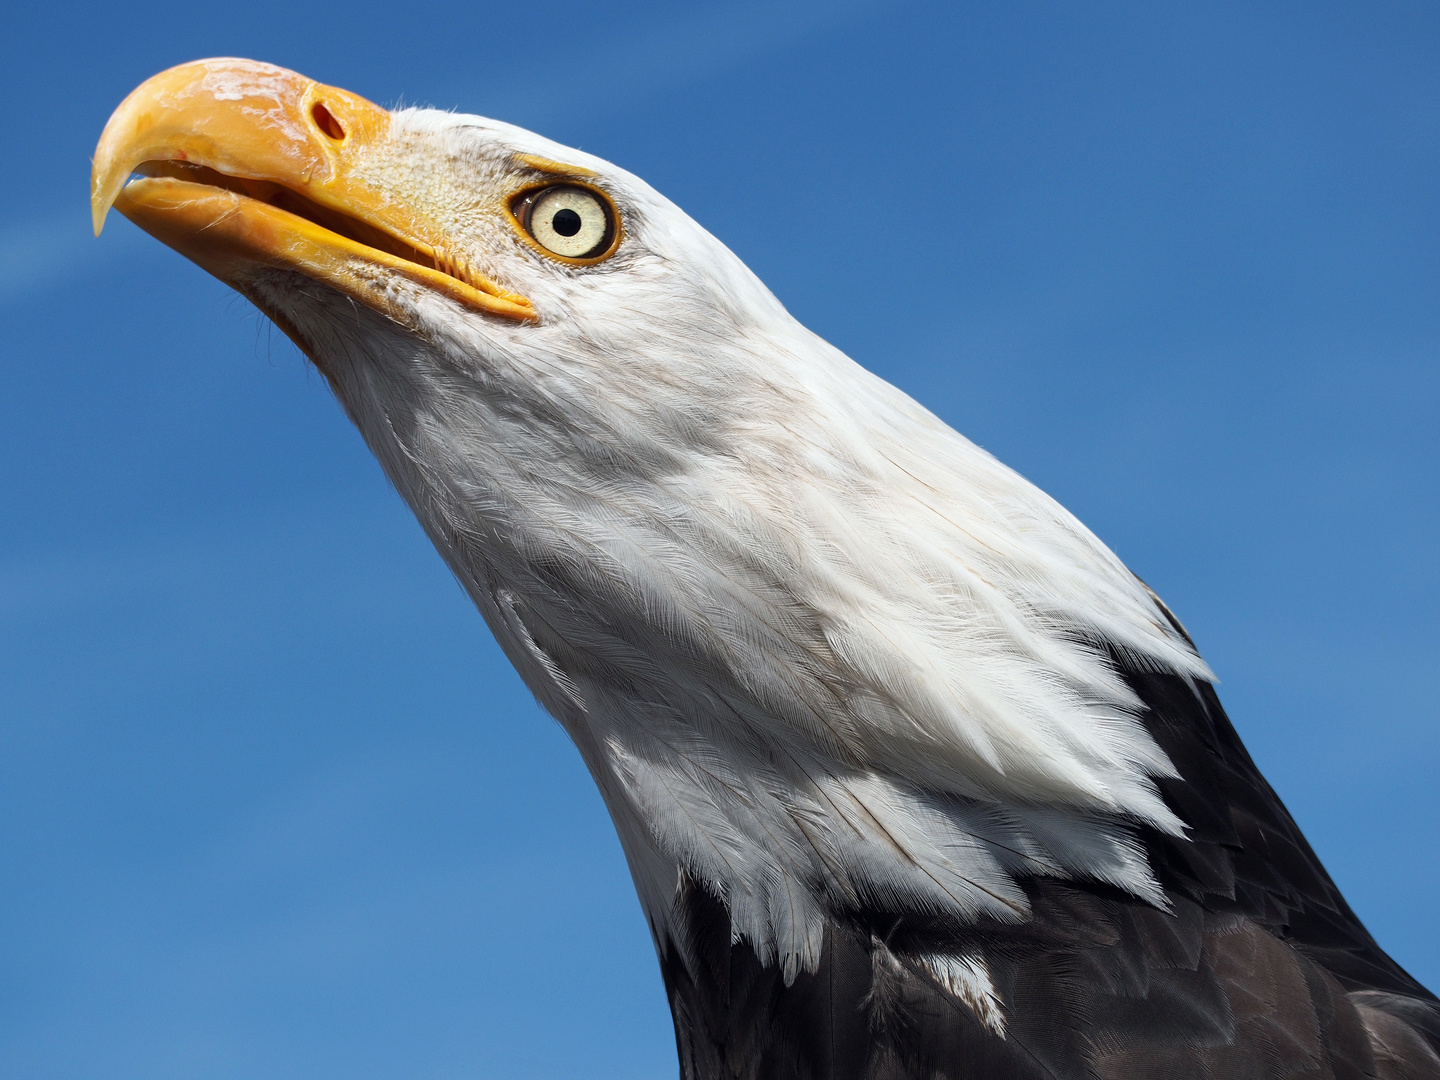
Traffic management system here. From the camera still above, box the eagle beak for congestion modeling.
[91,58,535,322]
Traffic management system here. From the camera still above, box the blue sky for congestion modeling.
[2,2,1437,1077]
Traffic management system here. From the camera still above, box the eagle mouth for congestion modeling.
[139,159,455,276]
[133,159,514,296]
[115,160,536,324]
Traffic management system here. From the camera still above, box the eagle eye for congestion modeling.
[512,184,617,262]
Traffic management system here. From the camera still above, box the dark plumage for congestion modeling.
[660,661,1440,1080]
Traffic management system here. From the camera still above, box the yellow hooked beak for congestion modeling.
[91,58,535,325]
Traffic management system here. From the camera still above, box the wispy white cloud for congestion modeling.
[459,0,891,130]
[0,206,149,302]
[0,509,442,629]
[0,531,238,623]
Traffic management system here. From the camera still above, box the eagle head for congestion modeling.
[94,58,1209,982]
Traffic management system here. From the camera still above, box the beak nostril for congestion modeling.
[312,102,346,141]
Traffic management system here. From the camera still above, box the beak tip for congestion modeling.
[91,158,114,236]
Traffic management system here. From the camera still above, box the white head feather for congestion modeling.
[249,107,1211,982]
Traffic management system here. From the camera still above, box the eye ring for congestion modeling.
[509,183,620,264]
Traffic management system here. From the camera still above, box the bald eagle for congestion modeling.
[93,59,1438,1080]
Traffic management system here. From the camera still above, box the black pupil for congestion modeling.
[552,208,583,237]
